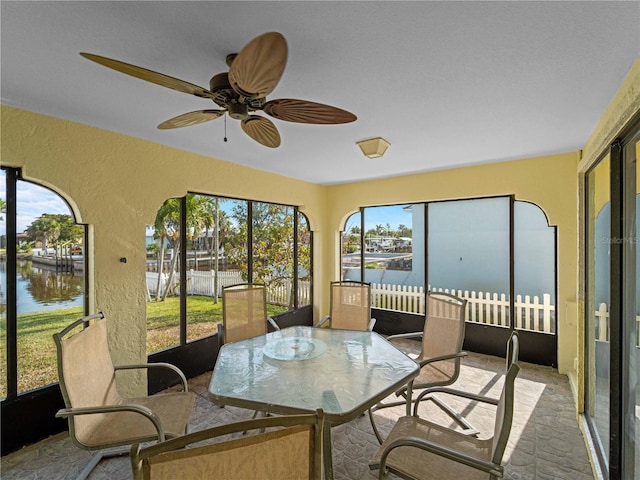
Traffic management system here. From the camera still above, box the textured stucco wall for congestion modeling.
[326,152,580,379]
[0,106,326,396]
[4,54,639,406]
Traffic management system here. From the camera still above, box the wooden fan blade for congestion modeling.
[158,110,225,129]
[80,52,214,99]
[263,99,357,124]
[228,32,287,100]
[240,116,281,148]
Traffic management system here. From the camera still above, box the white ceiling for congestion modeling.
[2,1,638,185]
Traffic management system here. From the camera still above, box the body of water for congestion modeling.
[1,259,84,315]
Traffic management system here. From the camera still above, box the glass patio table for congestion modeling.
[208,325,419,480]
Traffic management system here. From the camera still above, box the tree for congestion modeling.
[25,214,81,254]
[396,224,412,238]
[152,199,180,301]
[150,196,306,310]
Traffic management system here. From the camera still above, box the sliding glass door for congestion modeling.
[585,118,638,479]
[586,154,611,468]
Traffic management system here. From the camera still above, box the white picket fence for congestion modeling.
[147,271,557,335]
[146,270,242,297]
[146,270,311,307]
[594,302,640,347]
[371,283,556,334]
[266,281,312,307]
[147,271,640,344]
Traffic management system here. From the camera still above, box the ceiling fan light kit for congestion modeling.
[357,137,390,158]
[80,32,356,148]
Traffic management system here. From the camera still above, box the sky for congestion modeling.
[344,204,413,234]
[0,170,72,234]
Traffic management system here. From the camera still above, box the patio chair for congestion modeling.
[369,331,520,480]
[369,291,469,443]
[218,283,280,420]
[218,283,280,348]
[315,280,376,331]
[130,409,325,480]
[53,312,196,480]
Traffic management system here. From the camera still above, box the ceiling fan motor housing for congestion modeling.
[210,72,261,120]
[227,103,249,120]
[209,72,235,108]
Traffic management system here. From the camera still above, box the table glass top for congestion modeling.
[208,326,418,419]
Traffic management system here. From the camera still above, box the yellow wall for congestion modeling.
[5,54,640,401]
[0,105,328,395]
[0,105,581,394]
[326,152,580,379]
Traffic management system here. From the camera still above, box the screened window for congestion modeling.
[146,194,311,353]
[1,167,86,398]
[342,198,557,339]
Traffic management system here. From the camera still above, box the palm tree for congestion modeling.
[161,194,209,301]
[25,214,61,254]
[152,199,180,301]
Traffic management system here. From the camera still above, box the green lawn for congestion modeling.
[0,296,287,397]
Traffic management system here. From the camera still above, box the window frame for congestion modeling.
[146,192,313,353]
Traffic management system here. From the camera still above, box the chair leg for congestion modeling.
[367,408,385,444]
[243,410,268,434]
[76,452,103,480]
[421,395,480,436]
[76,446,130,480]
[368,388,411,444]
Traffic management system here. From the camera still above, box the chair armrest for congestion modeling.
[56,404,166,441]
[413,384,499,414]
[267,316,281,331]
[315,315,330,328]
[386,331,422,341]
[418,351,468,368]
[115,363,189,392]
[378,435,502,479]
[368,317,377,331]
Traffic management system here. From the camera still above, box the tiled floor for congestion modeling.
[2,349,595,479]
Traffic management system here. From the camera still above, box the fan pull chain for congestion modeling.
[224,115,228,142]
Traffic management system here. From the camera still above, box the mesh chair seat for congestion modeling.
[370,332,520,480]
[76,392,196,448]
[220,283,279,346]
[316,281,376,331]
[369,292,468,443]
[54,313,195,479]
[131,410,325,480]
[370,416,493,480]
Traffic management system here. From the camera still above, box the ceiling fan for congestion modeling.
[80,32,356,148]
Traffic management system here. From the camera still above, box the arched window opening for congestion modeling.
[340,197,557,365]
[1,167,86,398]
[145,193,312,353]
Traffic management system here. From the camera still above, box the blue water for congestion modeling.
[0,261,83,314]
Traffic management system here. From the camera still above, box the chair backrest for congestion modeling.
[53,313,122,444]
[491,330,520,465]
[222,283,270,343]
[131,410,325,480]
[328,281,372,330]
[421,292,467,375]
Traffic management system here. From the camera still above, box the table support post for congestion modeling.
[323,421,334,480]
